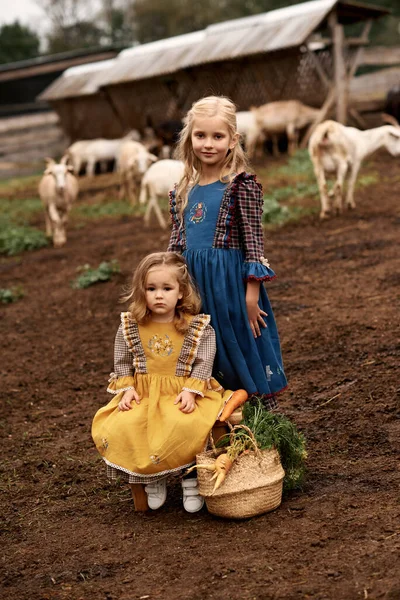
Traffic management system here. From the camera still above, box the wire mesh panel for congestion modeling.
[53,96,125,141]
[55,46,339,139]
[104,47,335,131]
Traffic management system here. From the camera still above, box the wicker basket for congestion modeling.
[196,426,285,519]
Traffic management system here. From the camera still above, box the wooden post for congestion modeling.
[130,484,148,511]
[300,86,337,148]
[305,47,331,90]
[329,11,347,124]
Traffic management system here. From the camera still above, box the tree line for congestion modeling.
[0,0,399,65]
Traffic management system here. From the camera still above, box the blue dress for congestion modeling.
[182,180,287,408]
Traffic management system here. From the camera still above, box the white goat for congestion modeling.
[117,140,158,205]
[236,111,266,158]
[38,158,79,247]
[309,120,400,218]
[64,130,141,177]
[247,100,321,158]
[139,159,184,229]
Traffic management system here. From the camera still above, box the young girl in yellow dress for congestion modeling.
[92,251,243,512]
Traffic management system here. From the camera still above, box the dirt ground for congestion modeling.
[1,153,399,600]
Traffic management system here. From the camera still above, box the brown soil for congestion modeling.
[1,154,399,600]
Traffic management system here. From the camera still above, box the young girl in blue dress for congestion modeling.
[168,96,287,409]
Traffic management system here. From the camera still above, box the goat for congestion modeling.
[309,120,400,218]
[247,100,321,158]
[236,111,266,158]
[38,158,79,247]
[64,130,141,177]
[117,140,158,205]
[139,159,185,229]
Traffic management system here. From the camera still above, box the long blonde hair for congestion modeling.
[174,95,249,215]
[122,252,201,333]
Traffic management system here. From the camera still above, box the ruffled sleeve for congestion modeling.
[167,188,185,253]
[182,375,223,398]
[235,174,276,282]
[106,322,136,394]
[242,257,276,282]
[107,373,136,395]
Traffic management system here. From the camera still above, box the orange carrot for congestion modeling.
[218,389,248,422]
[191,452,234,494]
[209,453,233,494]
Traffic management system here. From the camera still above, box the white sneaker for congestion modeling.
[182,478,204,513]
[145,478,167,510]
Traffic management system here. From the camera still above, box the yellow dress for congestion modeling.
[92,312,233,483]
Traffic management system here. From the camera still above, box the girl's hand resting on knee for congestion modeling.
[174,390,197,413]
[118,388,140,411]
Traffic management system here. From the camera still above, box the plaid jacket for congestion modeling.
[167,172,269,277]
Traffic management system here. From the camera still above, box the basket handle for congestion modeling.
[229,424,262,459]
[208,429,230,455]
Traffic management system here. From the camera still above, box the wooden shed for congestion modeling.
[0,47,121,119]
[39,0,390,141]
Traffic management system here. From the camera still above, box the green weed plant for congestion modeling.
[0,286,24,304]
[73,202,140,220]
[71,260,120,289]
[0,223,49,255]
[0,197,42,224]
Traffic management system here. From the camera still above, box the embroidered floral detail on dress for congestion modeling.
[148,334,173,356]
[102,438,109,451]
[266,365,273,381]
[150,454,160,464]
[189,202,207,223]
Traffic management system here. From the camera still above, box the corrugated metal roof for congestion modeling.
[39,0,389,101]
[100,0,338,87]
[38,59,116,100]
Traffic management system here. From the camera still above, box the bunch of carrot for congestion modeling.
[188,426,257,494]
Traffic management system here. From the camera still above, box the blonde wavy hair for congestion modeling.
[174,95,249,216]
[122,252,201,333]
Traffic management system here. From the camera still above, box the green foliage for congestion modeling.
[46,21,105,54]
[73,202,139,220]
[262,195,317,225]
[71,260,120,289]
[262,197,291,225]
[357,174,379,187]
[274,149,315,178]
[270,182,319,203]
[0,224,49,256]
[0,21,40,64]
[242,399,308,492]
[0,173,41,191]
[0,198,43,225]
[0,286,24,304]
